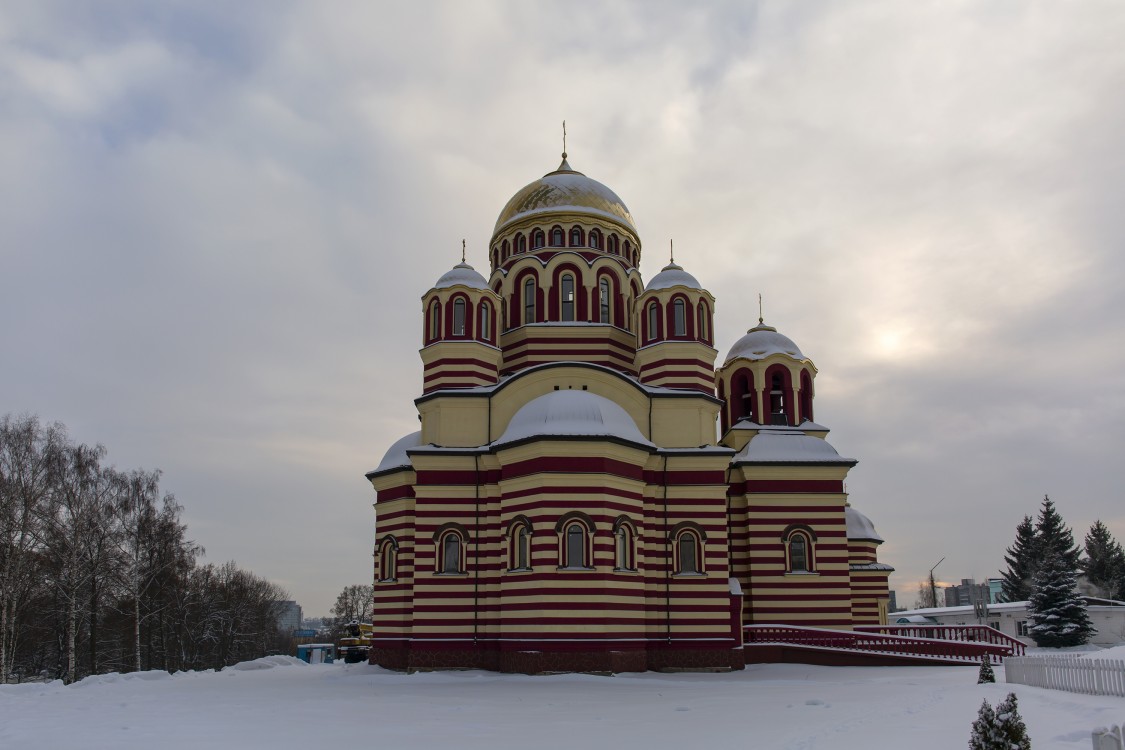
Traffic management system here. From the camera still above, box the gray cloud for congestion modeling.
[2,1,1123,613]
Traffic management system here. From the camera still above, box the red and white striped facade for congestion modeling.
[366,155,892,673]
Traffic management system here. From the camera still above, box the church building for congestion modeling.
[365,151,892,673]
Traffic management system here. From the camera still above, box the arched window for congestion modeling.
[608,234,619,254]
[789,535,809,572]
[697,302,709,342]
[570,226,583,247]
[550,226,564,247]
[769,369,791,426]
[678,532,699,574]
[502,240,510,261]
[555,513,594,570]
[588,229,601,250]
[429,300,441,341]
[647,302,659,342]
[782,525,817,573]
[435,527,465,574]
[507,517,532,571]
[673,298,686,337]
[623,241,632,265]
[479,301,491,341]
[452,298,466,336]
[599,278,611,324]
[491,247,498,269]
[560,273,575,322]
[613,517,636,571]
[532,229,545,249]
[516,234,526,253]
[731,370,756,424]
[564,524,586,569]
[800,370,814,423]
[670,522,707,575]
[378,537,398,582]
[524,278,536,324]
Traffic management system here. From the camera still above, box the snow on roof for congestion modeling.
[493,165,636,235]
[645,262,702,292]
[729,419,830,433]
[895,596,1125,619]
[432,262,489,291]
[724,323,805,364]
[371,430,422,474]
[734,429,854,465]
[845,506,883,542]
[494,389,654,448]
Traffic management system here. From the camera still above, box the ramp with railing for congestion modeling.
[744,624,1022,666]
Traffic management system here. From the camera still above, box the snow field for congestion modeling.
[1,658,1123,750]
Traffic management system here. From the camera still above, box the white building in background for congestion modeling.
[274,601,302,633]
[894,597,1125,647]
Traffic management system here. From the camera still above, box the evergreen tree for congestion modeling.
[1027,548,1096,647]
[1000,515,1038,602]
[970,693,1031,750]
[969,698,999,750]
[994,693,1031,749]
[977,655,995,684]
[1081,520,1125,600]
[1035,495,1080,571]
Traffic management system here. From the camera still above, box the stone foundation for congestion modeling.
[370,640,744,674]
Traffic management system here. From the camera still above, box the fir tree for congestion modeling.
[994,692,1031,749]
[1035,495,1080,571]
[977,655,995,684]
[1000,515,1038,602]
[969,698,999,750]
[1027,548,1096,647]
[970,693,1031,750]
[1081,520,1125,600]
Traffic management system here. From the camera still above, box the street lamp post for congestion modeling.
[929,557,945,609]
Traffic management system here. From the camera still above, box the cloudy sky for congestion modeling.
[3,1,1124,616]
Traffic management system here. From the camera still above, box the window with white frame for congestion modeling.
[781,525,817,573]
[507,516,532,571]
[452,298,466,336]
[560,273,575,322]
[434,525,467,575]
[555,513,594,570]
[378,536,398,582]
[669,522,707,575]
[613,517,637,571]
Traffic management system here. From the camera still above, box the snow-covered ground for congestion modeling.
[1,654,1123,750]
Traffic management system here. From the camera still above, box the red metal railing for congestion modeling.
[854,624,1026,657]
[744,624,1020,665]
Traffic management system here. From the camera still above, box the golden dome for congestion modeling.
[492,157,637,237]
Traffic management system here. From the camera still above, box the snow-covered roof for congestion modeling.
[370,430,422,474]
[432,262,489,292]
[724,323,805,364]
[733,429,855,465]
[645,262,701,292]
[494,389,653,448]
[493,159,637,235]
[729,419,829,433]
[845,506,884,542]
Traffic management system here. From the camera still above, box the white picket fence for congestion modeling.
[1092,723,1124,750]
[1005,655,1125,697]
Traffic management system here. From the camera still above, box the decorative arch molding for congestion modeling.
[377,534,400,582]
[667,520,708,542]
[506,514,533,536]
[779,523,818,542]
[554,510,596,534]
[506,515,534,571]
[432,521,470,543]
